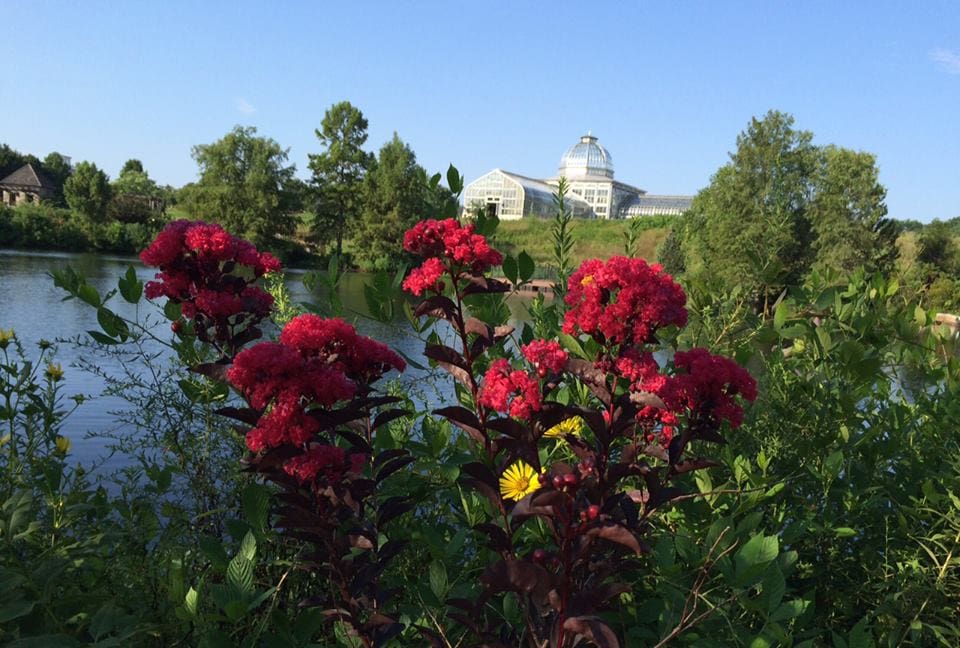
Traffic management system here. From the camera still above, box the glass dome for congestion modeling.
[558,134,614,179]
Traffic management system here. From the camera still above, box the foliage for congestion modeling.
[353,133,429,270]
[64,160,112,223]
[41,152,73,206]
[184,126,299,246]
[308,101,374,257]
[681,110,895,313]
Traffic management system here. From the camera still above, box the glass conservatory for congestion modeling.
[462,134,693,220]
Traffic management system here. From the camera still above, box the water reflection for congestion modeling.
[0,250,539,471]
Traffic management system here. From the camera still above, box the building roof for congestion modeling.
[620,194,693,217]
[0,163,57,191]
[559,134,615,179]
[499,170,592,210]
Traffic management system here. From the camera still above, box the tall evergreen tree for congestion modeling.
[308,101,373,256]
[355,133,427,270]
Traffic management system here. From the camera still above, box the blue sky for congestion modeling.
[1,1,958,221]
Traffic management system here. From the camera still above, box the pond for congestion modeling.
[0,249,538,471]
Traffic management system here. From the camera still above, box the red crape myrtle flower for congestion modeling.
[279,314,405,383]
[140,220,280,345]
[563,256,687,346]
[402,219,503,296]
[479,358,542,420]
[665,348,758,429]
[228,315,405,456]
[521,339,568,377]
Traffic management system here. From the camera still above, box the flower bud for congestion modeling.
[586,504,601,520]
[563,473,579,489]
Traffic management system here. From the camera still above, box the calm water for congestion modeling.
[0,249,514,470]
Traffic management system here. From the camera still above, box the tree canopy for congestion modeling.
[308,101,373,257]
[64,161,111,222]
[184,126,298,245]
[680,110,894,309]
[354,133,427,269]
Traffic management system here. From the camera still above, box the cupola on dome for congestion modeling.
[558,134,614,179]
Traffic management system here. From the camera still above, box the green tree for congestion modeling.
[684,111,817,311]
[120,158,145,176]
[0,143,26,178]
[308,101,374,257]
[185,126,297,244]
[113,167,159,198]
[64,161,112,222]
[809,146,895,275]
[682,111,893,312]
[354,133,427,269]
[40,152,72,206]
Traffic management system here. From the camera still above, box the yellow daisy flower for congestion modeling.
[544,416,584,439]
[499,461,540,502]
[55,435,72,455]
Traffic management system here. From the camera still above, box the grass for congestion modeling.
[492,217,672,271]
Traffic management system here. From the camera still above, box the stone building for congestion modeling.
[0,163,57,206]
[463,134,693,220]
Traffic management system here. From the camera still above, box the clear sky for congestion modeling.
[1,1,958,221]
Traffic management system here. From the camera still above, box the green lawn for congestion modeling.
[492,217,671,271]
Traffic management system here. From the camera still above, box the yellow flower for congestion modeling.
[580,275,595,286]
[55,435,72,455]
[45,362,64,382]
[0,328,14,350]
[543,416,584,439]
[499,461,540,502]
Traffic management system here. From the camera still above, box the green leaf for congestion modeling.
[118,266,143,303]
[770,598,809,622]
[199,536,229,571]
[78,283,101,308]
[735,534,779,585]
[429,560,448,600]
[502,256,518,285]
[848,617,875,648]
[834,527,857,538]
[824,450,844,481]
[239,531,257,562]
[446,164,463,195]
[242,484,271,537]
[761,564,786,612]
[87,330,119,345]
[517,251,535,282]
[163,300,182,321]
[227,554,254,595]
[184,587,199,616]
[773,300,788,330]
[0,599,35,623]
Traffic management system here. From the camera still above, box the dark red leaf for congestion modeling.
[372,408,410,430]
[568,582,630,617]
[465,317,493,340]
[334,428,374,453]
[672,457,721,474]
[461,275,511,295]
[215,406,261,425]
[424,343,468,370]
[191,361,231,382]
[565,359,611,406]
[433,406,485,444]
[375,455,415,483]
[374,448,408,466]
[480,558,557,604]
[377,496,413,527]
[474,522,512,551]
[561,615,620,648]
[414,294,458,319]
[460,461,497,488]
[586,522,644,555]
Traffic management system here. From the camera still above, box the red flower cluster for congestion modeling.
[402,219,503,295]
[282,444,367,484]
[666,348,757,429]
[402,257,445,297]
[478,359,542,420]
[279,314,406,381]
[228,315,405,461]
[140,220,281,346]
[521,339,568,377]
[563,257,687,346]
